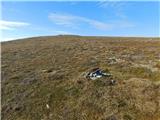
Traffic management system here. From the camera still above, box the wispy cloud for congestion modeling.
[49,13,78,27]
[0,20,30,30]
[98,1,127,19]
[49,12,134,31]
[49,13,112,30]
[98,1,125,8]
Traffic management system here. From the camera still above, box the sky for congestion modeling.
[0,1,160,41]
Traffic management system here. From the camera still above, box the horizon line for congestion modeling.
[1,34,160,42]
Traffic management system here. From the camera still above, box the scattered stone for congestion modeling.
[48,70,57,76]
[41,69,48,73]
[103,79,116,86]
[107,57,125,65]
[107,57,117,65]
[46,104,50,109]
[41,68,53,73]
[109,79,116,85]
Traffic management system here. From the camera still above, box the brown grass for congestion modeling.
[1,35,160,120]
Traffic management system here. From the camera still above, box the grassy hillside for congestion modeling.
[1,36,160,120]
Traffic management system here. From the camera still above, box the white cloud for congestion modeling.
[98,1,127,19]
[98,1,126,10]
[0,20,30,30]
[98,1,115,8]
[49,13,112,30]
[88,20,112,30]
[49,13,78,27]
[49,12,134,30]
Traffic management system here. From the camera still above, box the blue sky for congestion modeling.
[1,1,159,41]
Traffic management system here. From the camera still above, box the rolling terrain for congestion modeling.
[1,35,160,120]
